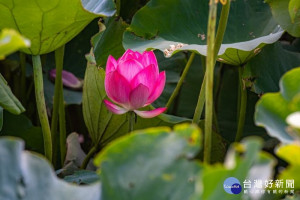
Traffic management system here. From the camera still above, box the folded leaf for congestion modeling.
[0,74,25,115]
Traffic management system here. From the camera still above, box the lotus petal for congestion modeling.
[103,100,128,115]
[134,107,167,118]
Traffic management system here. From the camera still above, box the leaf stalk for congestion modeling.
[235,66,247,142]
[166,52,196,109]
[32,55,52,161]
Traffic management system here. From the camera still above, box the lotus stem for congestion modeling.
[192,75,206,124]
[193,1,231,125]
[51,45,65,166]
[81,145,97,169]
[19,52,27,106]
[193,74,220,132]
[214,1,231,57]
[32,55,52,162]
[193,1,231,163]
[204,0,218,164]
[166,52,195,109]
[59,93,66,165]
[235,66,247,142]
[128,111,135,133]
[116,0,121,16]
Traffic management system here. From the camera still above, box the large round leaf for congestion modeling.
[266,0,300,37]
[0,0,115,55]
[94,124,202,200]
[123,0,283,66]
[255,67,300,143]
[0,137,101,200]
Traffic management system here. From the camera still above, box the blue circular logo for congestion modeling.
[223,177,242,194]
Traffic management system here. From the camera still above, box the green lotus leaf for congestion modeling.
[244,42,300,94]
[92,17,128,67]
[276,144,300,191]
[0,29,30,59]
[213,63,268,143]
[283,194,300,200]
[255,67,300,143]
[94,123,202,200]
[0,0,115,55]
[0,111,43,154]
[191,137,275,200]
[0,137,101,200]
[289,0,300,23]
[64,170,99,185]
[123,0,283,66]
[0,128,276,199]
[266,0,300,37]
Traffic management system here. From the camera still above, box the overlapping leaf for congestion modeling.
[123,0,283,66]
[0,126,277,199]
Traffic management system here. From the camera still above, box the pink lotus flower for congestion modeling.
[103,49,166,118]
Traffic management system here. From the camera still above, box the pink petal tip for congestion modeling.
[106,55,117,74]
[103,100,128,115]
[134,107,167,118]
